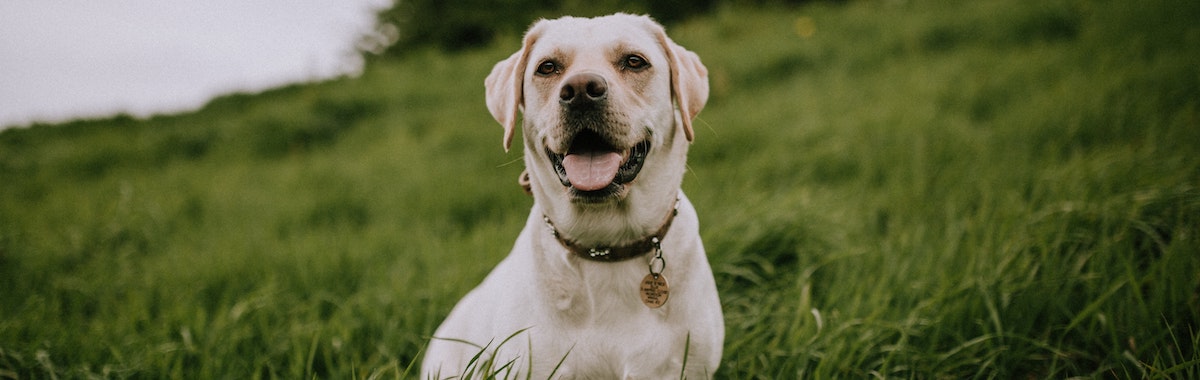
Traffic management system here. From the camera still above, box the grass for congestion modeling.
[2,0,1199,378]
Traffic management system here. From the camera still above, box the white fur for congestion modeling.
[422,14,722,379]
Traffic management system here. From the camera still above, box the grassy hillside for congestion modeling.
[3,0,1198,378]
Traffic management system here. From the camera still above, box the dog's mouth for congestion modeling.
[546,130,650,197]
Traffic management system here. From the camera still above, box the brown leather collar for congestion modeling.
[542,197,679,262]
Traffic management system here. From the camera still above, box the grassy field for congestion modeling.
[2,0,1198,378]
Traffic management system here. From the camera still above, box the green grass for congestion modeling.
[2,0,1198,378]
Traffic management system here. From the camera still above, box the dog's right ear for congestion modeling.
[485,21,544,152]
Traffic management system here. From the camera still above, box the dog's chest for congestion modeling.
[542,316,689,378]
[540,264,648,319]
[530,264,693,376]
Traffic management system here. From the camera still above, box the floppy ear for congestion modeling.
[656,26,709,142]
[485,21,544,151]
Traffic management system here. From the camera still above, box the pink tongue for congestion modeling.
[562,151,622,191]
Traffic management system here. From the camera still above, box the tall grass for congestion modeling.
[2,0,1197,378]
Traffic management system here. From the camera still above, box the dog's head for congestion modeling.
[486,14,707,224]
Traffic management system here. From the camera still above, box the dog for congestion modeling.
[421,13,723,379]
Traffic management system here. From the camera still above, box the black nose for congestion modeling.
[559,73,608,106]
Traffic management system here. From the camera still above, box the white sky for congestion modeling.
[0,0,391,129]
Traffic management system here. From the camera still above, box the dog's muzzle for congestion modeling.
[543,73,651,200]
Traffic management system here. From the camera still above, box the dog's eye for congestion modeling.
[536,61,558,75]
[623,55,649,70]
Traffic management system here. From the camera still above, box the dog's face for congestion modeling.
[486,14,707,240]
[522,19,671,202]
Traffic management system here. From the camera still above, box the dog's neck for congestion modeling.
[543,202,677,262]
[525,176,679,262]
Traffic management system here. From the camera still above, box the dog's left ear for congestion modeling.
[486,21,545,151]
[654,23,709,142]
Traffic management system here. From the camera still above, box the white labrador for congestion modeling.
[422,13,723,379]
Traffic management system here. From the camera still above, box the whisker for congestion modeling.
[497,157,525,168]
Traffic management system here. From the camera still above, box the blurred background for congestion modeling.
[0,0,389,128]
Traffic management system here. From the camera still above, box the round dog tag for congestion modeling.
[640,274,670,308]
